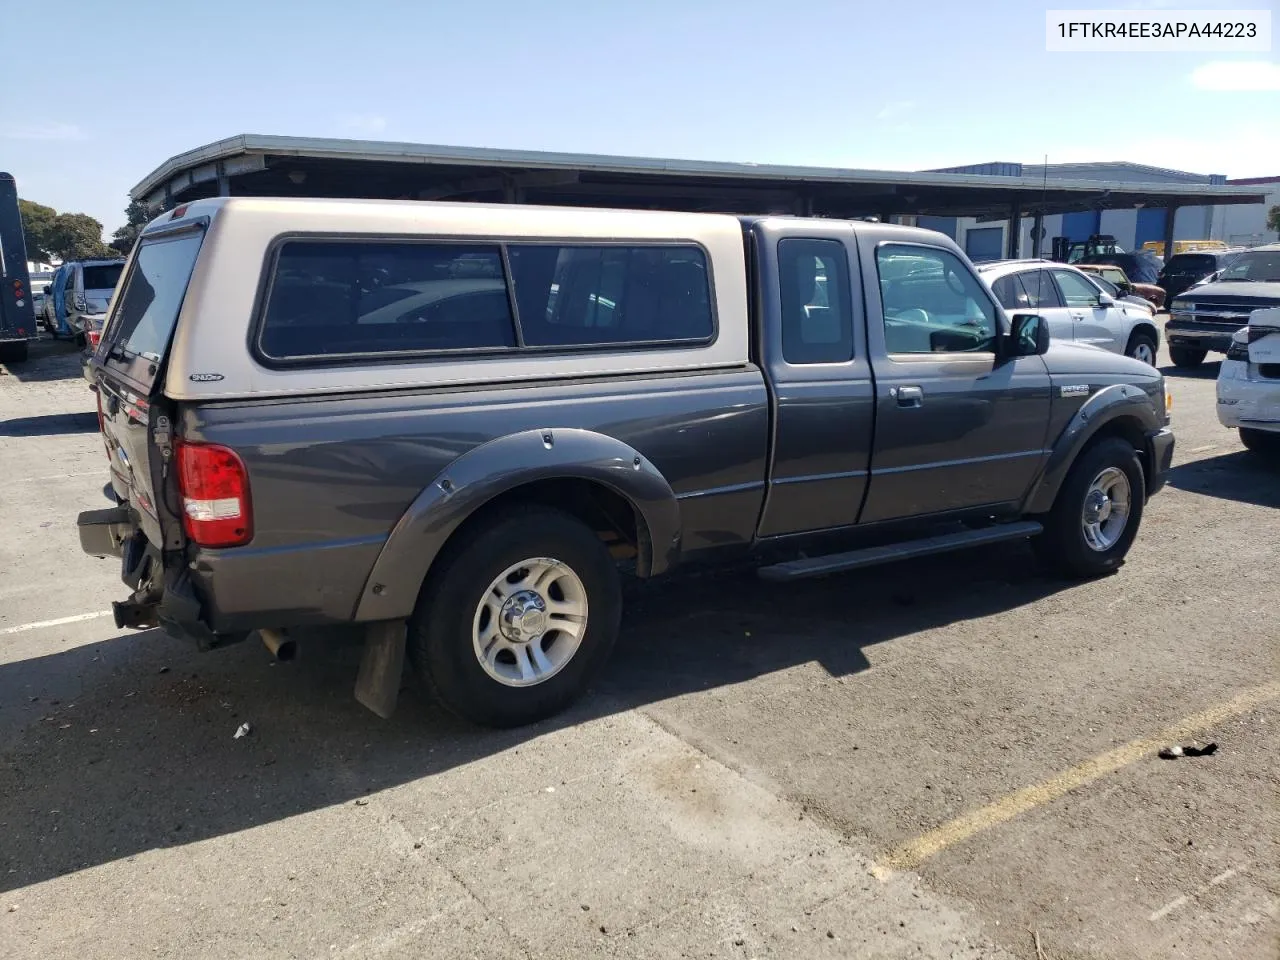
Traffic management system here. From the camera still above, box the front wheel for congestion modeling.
[1126,332,1158,366]
[1169,345,1206,370]
[1034,437,1145,579]
[408,505,622,728]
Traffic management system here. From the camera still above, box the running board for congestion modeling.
[757,521,1043,582]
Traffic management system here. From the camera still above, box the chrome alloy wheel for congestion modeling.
[472,558,588,687]
[1081,466,1132,552]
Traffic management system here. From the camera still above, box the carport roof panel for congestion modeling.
[131,134,1266,215]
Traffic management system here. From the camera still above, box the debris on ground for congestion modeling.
[233,722,252,740]
[1158,742,1218,760]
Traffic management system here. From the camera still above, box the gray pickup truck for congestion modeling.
[79,198,1174,727]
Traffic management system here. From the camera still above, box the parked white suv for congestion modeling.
[1217,306,1280,456]
[977,260,1160,365]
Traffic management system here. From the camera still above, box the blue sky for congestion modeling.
[2,0,1276,233]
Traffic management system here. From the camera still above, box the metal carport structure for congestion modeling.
[131,135,1266,259]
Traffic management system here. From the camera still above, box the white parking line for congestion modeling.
[1147,866,1245,922]
[14,472,103,483]
[1208,868,1239,887]
[1149,895,1189,922]
[0,611,113,635]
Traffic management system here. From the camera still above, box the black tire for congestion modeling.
[1169,345,1206,370]
[1239,428,1280,457]
[0,341,29,364]
[1033,437,1145,579]
[1125,331,1158,366]
[408,505,622,728]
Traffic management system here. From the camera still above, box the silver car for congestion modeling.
[977,259,1161,365]
[54,258,125,340]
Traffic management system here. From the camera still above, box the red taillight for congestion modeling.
[87,329,101,350]
[175,441,253,548]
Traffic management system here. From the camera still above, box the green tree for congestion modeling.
[110,199,159,255]
[1268,204,1280,234]
[48,212,113,261]
[17,199,58,263]
[18,199,115,261]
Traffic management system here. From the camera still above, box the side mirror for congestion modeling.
[1009,313,1051,357]
[1097,292,1115,306]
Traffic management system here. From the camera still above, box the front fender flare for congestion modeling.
[353,428,681,622]
[1024,383,1161,515]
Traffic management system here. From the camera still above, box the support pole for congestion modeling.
[1007,202,1022,258]
[1162,204,1178,261]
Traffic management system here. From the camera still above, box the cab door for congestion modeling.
[754,220,874,538]
[860,237,1051,523]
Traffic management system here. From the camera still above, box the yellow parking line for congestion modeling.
[884,680,1280,871]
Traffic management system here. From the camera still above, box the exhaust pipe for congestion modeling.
[259,628,297,662]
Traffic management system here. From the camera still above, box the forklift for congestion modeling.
[1051,233,1121,264]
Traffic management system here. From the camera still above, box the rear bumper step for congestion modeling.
[77,506,135,559]
[757,520,1043,582]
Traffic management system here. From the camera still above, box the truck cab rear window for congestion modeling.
[259,241,517,360]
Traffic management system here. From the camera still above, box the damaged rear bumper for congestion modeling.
[77,502,247,650]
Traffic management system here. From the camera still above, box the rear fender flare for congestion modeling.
[1024,384,1160,515]
[353,428,680,622]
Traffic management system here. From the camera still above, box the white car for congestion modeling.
[976,259,1161,365]
[1217,306,1280,455]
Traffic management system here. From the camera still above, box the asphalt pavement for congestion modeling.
[1,332,1276,960]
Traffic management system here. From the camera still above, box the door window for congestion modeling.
[778,238,853,364]
[990,274,1030,311]
[876,245,997,354]
[1018,270,1064,309]
[1052,269,1104,307]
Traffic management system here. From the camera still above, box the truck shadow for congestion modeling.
[1158,361,1221,381]
[1166,449,1280,508]
[0,543,1072,893]
[0,412,98,437]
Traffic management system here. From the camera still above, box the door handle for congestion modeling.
[892,385,924,408]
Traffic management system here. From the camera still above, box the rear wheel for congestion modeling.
[1125,331,1158,366]
[1034,437,1145,579]
[0,341,29,364]
[1169,345,1206,370]
[1239,427,1280,457]
[408,505,622,728]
